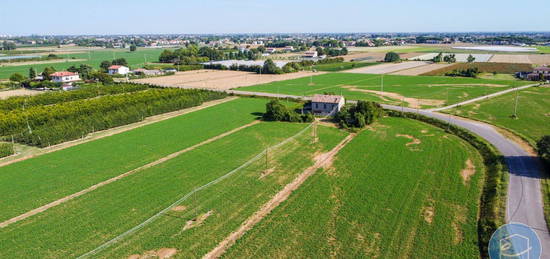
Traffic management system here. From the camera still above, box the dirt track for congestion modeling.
[0,119,260,228]
[346,61,431,74]
[202,133,356,259]
[390,63,453,76]
[0,89,44,99]
[133,70,323,90]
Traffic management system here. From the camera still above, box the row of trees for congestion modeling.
[1,41,16,51]
[316,47,348,57]
[444,67,481,78]
[263,100,314,123]
[0,83,149,112]
[205,58,346,75]
[335,101,383,128]
[0,87,227,147]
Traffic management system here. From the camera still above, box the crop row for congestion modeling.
[0,83,149,111]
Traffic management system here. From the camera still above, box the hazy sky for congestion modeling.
[1,0,549,35]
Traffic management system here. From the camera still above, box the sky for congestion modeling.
[1,0,549,35]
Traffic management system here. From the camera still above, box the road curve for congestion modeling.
[382,104,549,257]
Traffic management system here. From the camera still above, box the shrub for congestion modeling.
[384,52,400,62]
[263,100,312,123]
[537,136,550,164]
[335,101,383,128]
[0,143,14,158]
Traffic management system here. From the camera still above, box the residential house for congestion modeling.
[303,51,318,58]
[526,66,550,81]
[50,71,80,83]
[108,65,130,75]
[311,94,345,116]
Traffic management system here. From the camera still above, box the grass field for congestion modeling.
[0,121,349,258]
[0,48,166,79]
[536,46,550,54]
[225,117,485,258]
[0,98,266,222]
[448,86,550,146]
[313,62,380,72]
[238,73,529,108]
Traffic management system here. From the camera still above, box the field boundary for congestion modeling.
[0,120,260,229]
[202,133,356,259]
[0,97,238,168]
[77,123,314,258]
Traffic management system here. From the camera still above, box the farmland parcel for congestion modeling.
[238,73,529,108]
[225,117,485,258]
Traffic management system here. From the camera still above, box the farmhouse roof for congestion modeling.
[312,94,343,104]
[534,66,550,71]
[108,65,123,69]
[50,71,77,77]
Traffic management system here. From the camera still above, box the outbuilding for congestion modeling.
[311,94,345,116]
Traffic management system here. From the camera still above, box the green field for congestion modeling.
[238,73,529,108]
[0,48,166,79]
[0,120,348,258]
[449,86,550,145]
[225,117,485,258]
[313,62,380,72]
[0,98,266,222]
[536,46,550,54]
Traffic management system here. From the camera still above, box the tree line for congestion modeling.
[0,87,226,147]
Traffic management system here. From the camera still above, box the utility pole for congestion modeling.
[513,88,520,118]
[381,74,384,92]
[265,146,269,171]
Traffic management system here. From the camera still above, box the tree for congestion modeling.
[467,54,476,63]
[384,52,400,62]
[262,59,282,74]
[316,47,325,56]
[42,67,56,80]
[29,67,37,79]
[335,101,383,128]
[112,58,128,66]
[537,136,550,164]
[100,60,112,72]
[433,52,443,63]
[2,41,16,50]
[263,100,312,123]
[130,45,137,52]
[443,54,456,63]
[9,73,26,82]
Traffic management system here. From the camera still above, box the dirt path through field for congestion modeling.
[202,133,356,259]
[0,120,260,229]
[342,86,444,108]
[0,97,238,168]
[0,88,44,99]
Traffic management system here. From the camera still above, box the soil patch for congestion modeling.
[171,206,187,212]
[128,248,177,259]
[396,134,421,146]
[260,168,275,179]
[460,159,476,184]
[422,199,435,224]
[0,89,44,99]
[183,210,214,231]
[342,85,444,108]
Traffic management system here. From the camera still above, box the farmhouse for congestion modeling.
[311,94,345,116]
[50,71,80,83]
[526,66,550,81]
[108,65,130,75]
[265,48,277,53]
[132,68,164,76]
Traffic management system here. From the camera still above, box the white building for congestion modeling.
[108,65,130,75]
[50,71,80,83]
[311,94,345,116]
[303,51,318,58]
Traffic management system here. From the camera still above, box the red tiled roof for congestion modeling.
[108,65,122,69]
[312,94,343,104]
[50,71,77,77]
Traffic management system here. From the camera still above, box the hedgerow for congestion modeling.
[0,87,227,147]
[386,110,507,258]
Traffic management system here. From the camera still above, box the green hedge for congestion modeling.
[0,143,14,158]
[386,110,507,258]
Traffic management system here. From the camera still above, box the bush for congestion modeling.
[0,143,14,158]
[537,136,550,164]
[445,67,480,78]
[335,101,383,128]
[384,52,400,62]
[263,100,312,123]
